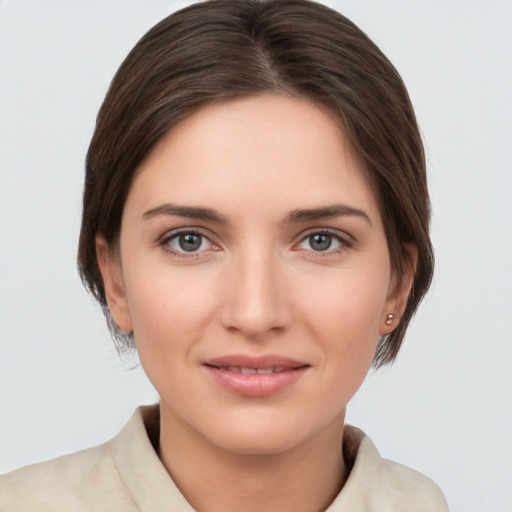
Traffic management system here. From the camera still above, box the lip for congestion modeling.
[203,354,310,397]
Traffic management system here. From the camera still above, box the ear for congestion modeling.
[379,243,418,336]
[95,236,133,332]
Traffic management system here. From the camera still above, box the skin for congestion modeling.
[97,95,415,512]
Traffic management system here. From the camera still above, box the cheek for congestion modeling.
[302,264,390,337]
[297,264,390,381]
[122,264,218,367]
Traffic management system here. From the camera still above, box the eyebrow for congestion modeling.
[142,203,228,224]
[142,202,372,227]
[285,204,373,226]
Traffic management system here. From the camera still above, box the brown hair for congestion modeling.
[78,0,434,367]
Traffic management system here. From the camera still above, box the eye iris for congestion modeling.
[310,234,332,251]
[179,233,202,252]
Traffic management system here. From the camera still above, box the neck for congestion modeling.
[157,404,347,512]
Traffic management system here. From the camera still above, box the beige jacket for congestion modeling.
[0,406,448,511]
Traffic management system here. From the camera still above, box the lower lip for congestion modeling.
[205,366,308,397]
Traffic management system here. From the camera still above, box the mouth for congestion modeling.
[208,366,289,374]
[203,355,310,397]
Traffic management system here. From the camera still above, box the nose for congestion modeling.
[218,249,293,341]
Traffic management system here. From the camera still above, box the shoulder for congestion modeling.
[372,453,449,511]
[330,425,449,512]
[0,406,166,512]
[0,439,135,512]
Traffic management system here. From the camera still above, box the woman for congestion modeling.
[0,0,448,510]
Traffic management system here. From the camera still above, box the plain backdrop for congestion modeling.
[0,1,511,511]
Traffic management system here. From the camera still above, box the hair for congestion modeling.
[78,0,434,368]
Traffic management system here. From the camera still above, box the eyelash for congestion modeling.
[158,228,353,259]
[295,229,353,257]
[159,228,218,259]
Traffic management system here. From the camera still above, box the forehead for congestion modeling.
[126,94,380,222]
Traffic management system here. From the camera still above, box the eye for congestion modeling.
[297,231,346,252]
[163,231,214,254]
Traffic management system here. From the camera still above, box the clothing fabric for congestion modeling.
[0,405,448,511]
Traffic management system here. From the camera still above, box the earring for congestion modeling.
[385,313,395,326]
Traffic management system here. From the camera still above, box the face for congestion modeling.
[98,95,409,456]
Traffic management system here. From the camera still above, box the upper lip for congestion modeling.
[204,354,309,369]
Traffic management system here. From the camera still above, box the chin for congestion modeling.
[202,411,334,457]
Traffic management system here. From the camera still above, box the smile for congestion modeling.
[203,355,309,397]
[214,366,287,374]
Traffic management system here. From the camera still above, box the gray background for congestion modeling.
[1,1,511,511]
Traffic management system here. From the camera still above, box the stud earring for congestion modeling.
[385,313,395,326]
